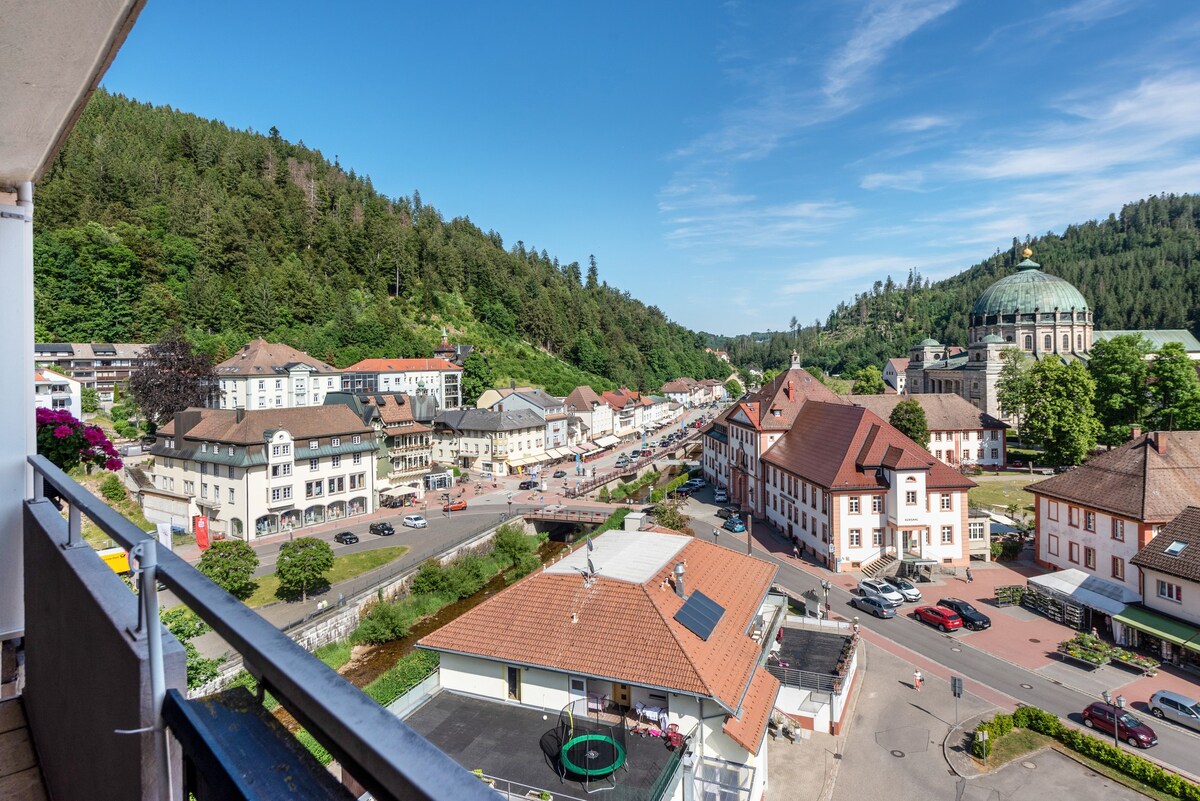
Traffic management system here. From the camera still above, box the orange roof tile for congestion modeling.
[343,358,461,373]
[722,667,780,754]
[418,531,776,712]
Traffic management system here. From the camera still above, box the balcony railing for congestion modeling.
[25,454,494,801]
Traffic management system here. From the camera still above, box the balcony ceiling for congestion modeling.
[0,0,146,185]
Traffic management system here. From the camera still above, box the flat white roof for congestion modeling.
[545,530,689,585]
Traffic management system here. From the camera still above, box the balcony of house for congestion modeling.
[400,689,690,801]
[13,455,496,801]
[763,614,858,735]
[389,462,430,480]
[388,441,431,455]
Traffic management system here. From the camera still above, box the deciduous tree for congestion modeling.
[128,328,215,428]
[1148,342,1200,430]
[996,349,1032,438]
[197,539,260,600]
[1087,334,1151,445]
[851,365,886,395]
[889,399,929,447]
[1022,360,1101,466]
[275,537,333,602]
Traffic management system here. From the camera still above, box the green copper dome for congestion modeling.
[971,258,1089,317]
[980,334,1004,344]
[918,337,941,346]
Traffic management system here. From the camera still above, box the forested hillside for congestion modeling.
[712,194,1200,375]
[33,90,727,395]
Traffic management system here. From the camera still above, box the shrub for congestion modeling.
[99,473,127,502]
[410,560,450,595]
[352,601,411,644]
[990,541,1004,560]
[598,486,611,503]
[362,650,440,706]
[492,524,534,567]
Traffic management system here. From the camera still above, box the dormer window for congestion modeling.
[772,409,781,417]
[310,440,319,449]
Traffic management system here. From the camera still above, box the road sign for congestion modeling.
[951,676,963,698]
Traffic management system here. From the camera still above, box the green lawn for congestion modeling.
[986,728,1049,766]
[245,546,410,607]
[968,475,1039,513]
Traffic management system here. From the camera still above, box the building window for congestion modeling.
[941,525,953,544]
[327,476,345,494]
[353,452,362,465]
[1077,333,1083,350]
[1111,519,1124,541]
[849,529,861,547]
[271,443,291,457]
[229,487,235,503]
[200,462,208,476]
[201,483,208,499]
[962,450,970,462]
[309,458,319,471]
[935,450,942,460]
[184,480,194,495]
[350,473,366,490]
[940,493,951,511]
[849,497,860,514]
[270,486,292,501]
[1068,506,1079,527]
[1157,580,1182,603]
[201,443,207,453]
[905,491,917,506]
[872,528,883,546]
[1048,533,1059,556]
[990,448,998,459]
[271,463,292,478]
[332,455,341,468]
[1048,501,1059,522]
[306,481,323,498]
[332,437,341,446]
[933,432,942,442]
[1024,335,1032,350]
[969,521,985,540]
[872,496,883,513]
[352,435,362,444]
[1084,511,1095,532]
[1111,557,1124,581]
[227,465,235,479]
[1044,334,1052,350]
[1068,541,1079,563]
[1062,334,1070,351]
[1084,546,1096,570]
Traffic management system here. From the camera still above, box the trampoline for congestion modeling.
[557,698,629,793]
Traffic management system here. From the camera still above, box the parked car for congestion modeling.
[442,499,468,512]
[1149,690,1200,732]
[713,488,729,503]
[857,578,905,608]
[552,470,567,479]
[888,576,922,603]
[851,595,895,619]
[674,486,693,498]
[369,522,394,537]
[333,531,359,545]
[518,479,538,490]
[937,597,991,630]
[723,518,747,533]
[716,506,740,520]
[688,477,707,488]
[658,440,671,448]
[913,605,963,632]
[401,514,427,529]
[1082,702,1158,748]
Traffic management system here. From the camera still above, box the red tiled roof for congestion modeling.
[722,667,780,755]
[565,386,603,409]
[1028,432,1200,522]
[886,357,909,372]
[762,401,974,491]
[730,367,845,432]
[343,358,461,373]
[418,532,776,713]
[159,405,371,444]
[363,393,433,435]
[1132,506,1200,582]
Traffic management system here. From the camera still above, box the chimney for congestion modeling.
[673,562,687,598]
[1130,425,1142,441]
[235,408,245,423]
[787,379,793,400]
[510,378,516,389]
[173,409,202,451]
[623,512,646,532]
[1152,432,1167,455]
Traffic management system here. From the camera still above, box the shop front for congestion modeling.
[1113,606,1200,669]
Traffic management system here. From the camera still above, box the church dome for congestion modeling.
[980,334,1004,344]
[918,338,941,346]
[971,256,1089,317]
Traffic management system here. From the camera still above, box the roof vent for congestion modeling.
[1165,540,1188,557]
[673,562,686,599]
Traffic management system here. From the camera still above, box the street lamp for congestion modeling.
[821,580,832,618]
[507,491,513,519]
[1102,691,1128,748]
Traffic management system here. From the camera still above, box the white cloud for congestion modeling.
[860,170,925,190]
[979,0,1137,50]
[889,114,953,133]
[662,199,857,250]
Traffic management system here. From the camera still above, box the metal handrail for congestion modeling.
[28,454,494,801]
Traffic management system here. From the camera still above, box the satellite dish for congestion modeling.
[587,557,596,576]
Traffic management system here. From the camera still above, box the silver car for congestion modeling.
[1149,690,1200,732]
[857,578,905,608]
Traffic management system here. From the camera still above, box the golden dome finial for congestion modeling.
[1022,246,1033,259]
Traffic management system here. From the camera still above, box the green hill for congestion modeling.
[713,193,1200,375]
[32,90,727,396]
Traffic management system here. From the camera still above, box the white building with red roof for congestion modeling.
[413,517,790,801]
[342,357,463,411]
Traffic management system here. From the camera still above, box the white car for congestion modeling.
[889,576,923,603]
[402,514,428,529]
[713,488,728,503]
[857,578,905,608]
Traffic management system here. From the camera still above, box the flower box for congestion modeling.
[1056,642,1108,669]
[1109,649,1159,675]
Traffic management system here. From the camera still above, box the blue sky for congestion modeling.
[102,1,1200,335]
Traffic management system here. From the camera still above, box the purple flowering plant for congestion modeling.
[35,407,122,473]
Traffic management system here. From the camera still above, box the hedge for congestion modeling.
[651,473,693,503]
[969,706,1200,800]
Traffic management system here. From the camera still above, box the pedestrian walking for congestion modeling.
[792,544,800,560]
[713,528,719,542]
[965,566,973,584]
[913,669,923,692]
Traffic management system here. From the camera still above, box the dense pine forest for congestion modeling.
[32,90,728,395]
[711,193,1200,376]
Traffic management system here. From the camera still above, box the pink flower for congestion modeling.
[53,425,72,439]
[105,458,123,471]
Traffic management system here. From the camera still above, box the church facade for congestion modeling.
[905,248,1094,420]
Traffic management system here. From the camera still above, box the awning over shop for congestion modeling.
[569,444,587,454]
[1114,606,1200,652]
[381,486,418,497]
[550,447,571,459]
[1027,568,1138,616]
[615,428,638,438]
[595,435,620,448]
[507,456,533,467]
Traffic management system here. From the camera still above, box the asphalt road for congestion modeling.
[684,487,1200,780]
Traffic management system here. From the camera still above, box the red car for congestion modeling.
[913,605,963,632]
[442,500,468,512]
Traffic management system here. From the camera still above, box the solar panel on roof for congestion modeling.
[673,589,725,641]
